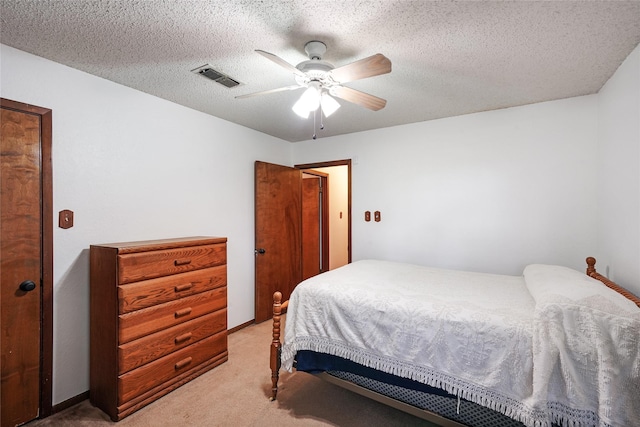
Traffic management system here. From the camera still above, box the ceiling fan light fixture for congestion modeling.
[292,83,321,118]
[320,92,340,117]
[292,98,310,118]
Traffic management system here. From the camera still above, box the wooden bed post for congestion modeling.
[270,291,288,401]
[586,256,596,276]
[585,257,640,307]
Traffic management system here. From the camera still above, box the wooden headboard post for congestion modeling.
[585,256,597,276]
[585,257,640,307]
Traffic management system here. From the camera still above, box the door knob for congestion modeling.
[19,280,36,292]
[255,248,266,255]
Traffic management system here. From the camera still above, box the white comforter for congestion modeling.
[280,260,640,427]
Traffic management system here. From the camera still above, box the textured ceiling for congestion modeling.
[2,1,640,142]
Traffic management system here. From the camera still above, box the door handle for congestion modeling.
[19,280,36,292]
[255,248,266,255]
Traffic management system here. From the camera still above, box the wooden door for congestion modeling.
[1,99,53,424]
[254,161,302,323]
[1,104,47,426]
[302,176,321,280]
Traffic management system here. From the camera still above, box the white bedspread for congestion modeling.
[281,260,640,427]
[523,264,640,427]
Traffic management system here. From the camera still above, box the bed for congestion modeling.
[269,257,640,427]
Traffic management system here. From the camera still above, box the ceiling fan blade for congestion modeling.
[235,85,302,99]
[255,50,307,78]
[331,86,387,111]
[329,54,391,84]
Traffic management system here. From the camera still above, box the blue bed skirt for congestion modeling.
[295,350,453,397]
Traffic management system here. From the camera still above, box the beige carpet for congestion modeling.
[29,319,437,427]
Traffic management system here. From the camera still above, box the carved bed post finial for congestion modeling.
[586,257,596,276]
[270,291,283,401]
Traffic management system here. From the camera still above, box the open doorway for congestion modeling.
[296,159,351,270]
[301,170,328,280]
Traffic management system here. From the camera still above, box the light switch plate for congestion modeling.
[59,210,74,229]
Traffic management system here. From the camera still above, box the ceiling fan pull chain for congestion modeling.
[312,108,317,140]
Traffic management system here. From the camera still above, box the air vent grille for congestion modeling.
[200,68,225,81]
[191,64,241,88]
[216,76,241,88]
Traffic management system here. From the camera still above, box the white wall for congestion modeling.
[0,44,291,404]
[293,96,599,276]
[597,44,640,296]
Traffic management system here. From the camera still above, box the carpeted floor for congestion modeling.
[27,319,438,426]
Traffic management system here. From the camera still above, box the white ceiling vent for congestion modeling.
[192,64,241,88]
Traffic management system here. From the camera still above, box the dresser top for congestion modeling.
[91,236,226,253]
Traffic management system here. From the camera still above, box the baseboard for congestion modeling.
[52,390,89,414]
[228,319,254,334]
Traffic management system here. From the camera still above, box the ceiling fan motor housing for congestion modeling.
[295,60,335,86]
[304,41,327,60]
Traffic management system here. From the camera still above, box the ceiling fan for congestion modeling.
[236,41,392,119]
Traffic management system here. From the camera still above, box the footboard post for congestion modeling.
[270,291,286,401]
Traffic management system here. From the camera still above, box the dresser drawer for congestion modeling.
[118,331,227,405]
[118,309,226,374]
[118,265,226,314]
[117,243,226,284]
[119,287,226,344]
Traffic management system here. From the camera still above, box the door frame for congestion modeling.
[295,159,352,264]
[1,98,53,417]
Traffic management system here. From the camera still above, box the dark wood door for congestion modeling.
[254,161,302,323]
[1,107,42,426]
[302,176,321,280]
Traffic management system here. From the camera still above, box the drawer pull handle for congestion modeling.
[175,307,192,318]
[175,357,192,370]
[175,332,192,344]
[174,259,192,266]
[174,283,193,292]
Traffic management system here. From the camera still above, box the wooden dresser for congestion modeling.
[89,236,228,421]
